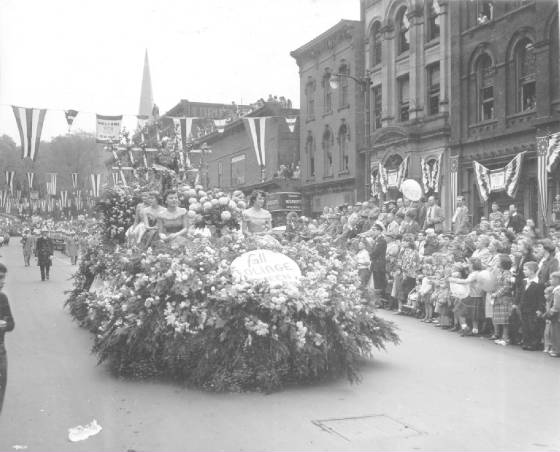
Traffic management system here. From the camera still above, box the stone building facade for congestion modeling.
[362,0,453,223]
[448,0,559,226]
[291,20,366,215]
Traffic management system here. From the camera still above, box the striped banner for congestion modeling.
[449,155,459,215]
[64,109,78,132]
[537,136,549,224]
[5,171,14,193]
[27,172,34,189]
[90,174,101,198]
[49,173,57,195]
[12,106,47,160]
[172,117,196,149]
[243,117,268,168]
[546,132,560,172]
[60,190,68,208]
[71,173,79,189]
[112,172,119,186]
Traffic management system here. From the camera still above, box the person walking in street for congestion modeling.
[65,233,79,265]
[20,230,35,267]
[0,263,15,414]
[35,228,54,281]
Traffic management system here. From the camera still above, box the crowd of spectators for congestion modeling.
[280,196,560,358]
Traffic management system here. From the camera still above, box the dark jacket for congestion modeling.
[538,256,559,287]
[35,236,54,265]
[507,212,525,233]
[519,280,545,314]
[0,292,15,347]
[369,235,387,273]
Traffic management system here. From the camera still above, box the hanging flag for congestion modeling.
[112,172,119,185]
[71,173,79,189]
[49,173,57,195]
[378,162,389,193]
[90,174,101,197]
[12,106,47,160]
[432,154,443,193]
[0,191,5,209]
[172,117,196,149]
[396,156,409,190]
[473,153,526,204]
[27,172,34,189]
[64,109,78,132]
[537,136,549,223]
[96,114,123,143]
[504,152,525,198]
[120,169,128,187]
[5,171,14,193]
[213,119,228,133]
[5,198,11,214]
[285,117,297,133]
[60,190,68,208]
[16,190,21,202]
[243,117,268,168]
[546,132,560,172]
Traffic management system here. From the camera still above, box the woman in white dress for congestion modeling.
[241,191,272,236]
[139,191,166,248]
[157,190,189,246]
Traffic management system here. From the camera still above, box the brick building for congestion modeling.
[191,101,300,198]
[362,0,453,222]
[291,20,366,215]
[448,0,560,226]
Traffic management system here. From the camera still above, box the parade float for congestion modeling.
[65,135,399,393]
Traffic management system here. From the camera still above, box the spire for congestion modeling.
[138,49,154,119]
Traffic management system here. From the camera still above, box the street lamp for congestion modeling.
[327,72,371,91]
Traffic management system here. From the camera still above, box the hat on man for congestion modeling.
[539,238,556,253]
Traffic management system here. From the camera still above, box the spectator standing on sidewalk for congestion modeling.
[0,263,14,414]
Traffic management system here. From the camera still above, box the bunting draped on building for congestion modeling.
[5,171,14,193]
[172,117,196,149]
[473,152,525,203]
[378,156,409,193]
[12,106,47,160]
[71,173,79,189]
[449,155,459,215]
[112,172,119,186]
[545,132,560,172]
[65,109,78,132]
[243,117,268,169]
[420,154,443,193]
[60,190,68,208]
[49,173,57,195]
[27,172,34,189]
[285,117,297,133]
[90,174,102,198]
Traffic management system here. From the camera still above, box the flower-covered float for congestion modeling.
[66,171,399,392]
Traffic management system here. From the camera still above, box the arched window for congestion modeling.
[338,61,350,108]
[477,54,494,121]
[371,21,383,66]
[515,39,536,112]
[426,0,440,41]
[338,120,351,172]
[322,70,333,114]
[322,125,334,176]
[305,77,316,120]
[384,154,404,200]
[396,7,410,55]
[305,131,315,177]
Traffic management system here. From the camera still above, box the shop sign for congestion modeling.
[267,192,302,211]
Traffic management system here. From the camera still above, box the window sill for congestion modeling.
[305,117,315,123]
[506,110,536,128]
[323,175,335,180]
[396,51,409,62]
[425,38,440,49]
[338,105,350,112]
[507,110,536,120]
[469,119,498,128]
[338,170,350,176]
[322,111,333,118]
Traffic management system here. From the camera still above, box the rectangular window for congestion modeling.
[521,81,536,111]
[307,96,314,120]
[427,64,440,115]
[340,77,349,108]
[426,0,440,41]
[398,75,410,122]
[481,86,494,120]
[325,88,333,113]
[372,85,382,130]
[231,155,246,185]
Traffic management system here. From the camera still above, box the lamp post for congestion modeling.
[327,72,370,91]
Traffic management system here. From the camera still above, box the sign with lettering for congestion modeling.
[96,114,123,143]
[231,249,301,286]
[267,192,302,211]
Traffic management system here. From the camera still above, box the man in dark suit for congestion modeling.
[506,204,525,233]
[34,228,54,281]
[536,238,559,287]
[364,223,387,305]
[518,261,546,350]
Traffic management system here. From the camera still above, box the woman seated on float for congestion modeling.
[241,190,272,236]
[157,190,189,244]
[126,191,149,244]
[139,191,166,248]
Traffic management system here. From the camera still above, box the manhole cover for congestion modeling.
[312,414,422,442]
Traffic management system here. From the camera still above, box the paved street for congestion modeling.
[0,240,559,452]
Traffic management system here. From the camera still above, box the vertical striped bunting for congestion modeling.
[537,136,549,223]
[243,117,268,168]
[12,106,47,160]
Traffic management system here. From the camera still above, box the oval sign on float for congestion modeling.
[231,249,301,286]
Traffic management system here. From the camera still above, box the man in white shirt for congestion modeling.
[423,196,444,233]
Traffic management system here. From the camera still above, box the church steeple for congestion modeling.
[138,49,155,120]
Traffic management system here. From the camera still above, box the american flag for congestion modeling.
[546,132,560,172]
[12,106,47,160]
[537,136,550,223]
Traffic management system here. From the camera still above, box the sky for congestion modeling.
[0,0,359,142]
